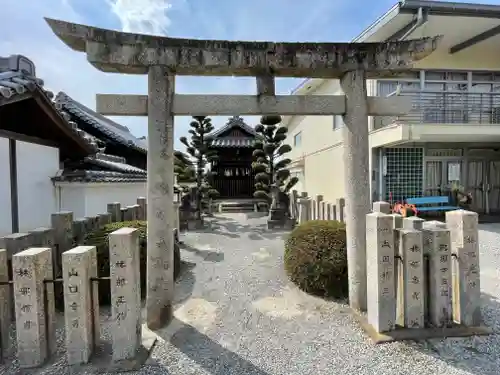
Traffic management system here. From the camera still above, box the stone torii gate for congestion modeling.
[45,17,439,329]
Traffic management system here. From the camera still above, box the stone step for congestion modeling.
[219,203,255,213]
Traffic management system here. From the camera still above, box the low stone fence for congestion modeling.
[0,226,153,369]
[0,197,153,277]
[291,192,346,224]
[367,201,481,335]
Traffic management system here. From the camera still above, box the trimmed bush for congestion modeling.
[55,221,180,310]
[284,220,348,299]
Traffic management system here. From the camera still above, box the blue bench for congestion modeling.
[405,196,459,213]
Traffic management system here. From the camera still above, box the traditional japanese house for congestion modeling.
[0,54,147,234]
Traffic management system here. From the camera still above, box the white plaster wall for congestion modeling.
[16,141,59,232]
[0,138,12,236]
[57,182,146,219]
[84,183,146,217]
[57,185,86,218]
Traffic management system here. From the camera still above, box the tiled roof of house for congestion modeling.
[55,92,147,153]
[0,56,98,154]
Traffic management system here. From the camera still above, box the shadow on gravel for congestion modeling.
[174,260,197,305]
[153,317,271,375]
[403,291,500,375]
[180,243,225,262]
[190,214,290,241]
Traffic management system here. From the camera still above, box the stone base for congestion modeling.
[267,218,296,230]
[353,310,493,344]
[68,324,157,374]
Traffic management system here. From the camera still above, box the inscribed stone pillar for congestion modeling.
[445,210,481,326]
[13,247,55,368]
[298,198,311,224]
[0,249,9,350]
[423,227,452,327]
[326,203,332,220]
[62,246,99,365]
[0,232,32,321]
[109,228,141,361]
[423,220,447,230]
[72,219,87,246]
[98,212,112,227]
[29,227,56,278]
[137,197,147,221]
[51,211,74,274]
[84,216,98,232]
[107,203,121,222]
[372,201,391,214]
[389,213,403,322]
[403,216,425,230]
[366,212,396,333]
[340,70,371,311]
[0,232,32,258]
[388,214,403,230]
[127,205,139,221]
[316,195,323,220]
[320,201,326,220]
[398,229,425,328]
[147,65,175,330]
[331,204,338,221]
[336,198,345,222]
[121,208,128,222]
[311,199,316,220]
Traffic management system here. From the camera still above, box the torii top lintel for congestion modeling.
[45,18,441,77]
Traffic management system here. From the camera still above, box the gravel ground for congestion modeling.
[1,213,500,375]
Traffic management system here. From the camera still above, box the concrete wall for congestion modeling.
[56,182,147,219]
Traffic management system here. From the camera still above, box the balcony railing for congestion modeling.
[373,91,500,129]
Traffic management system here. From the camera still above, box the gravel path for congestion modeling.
[2,213,500,374]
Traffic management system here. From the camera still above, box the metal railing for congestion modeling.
[374,91,500,129]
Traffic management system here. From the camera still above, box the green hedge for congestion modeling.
[55,221,180,310]
[284,220,348,299]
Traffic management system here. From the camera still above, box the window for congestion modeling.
[333,115,344,130]
[293,132,302,147]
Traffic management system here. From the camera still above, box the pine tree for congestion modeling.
[174,150,195,183]
[252,115,298,203]
[179,116,219,219]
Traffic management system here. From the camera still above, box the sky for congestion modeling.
[1,0,496,150]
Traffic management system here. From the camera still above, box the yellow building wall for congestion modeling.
[285,79,347,203]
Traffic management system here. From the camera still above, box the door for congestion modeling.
[425,160,464,201]
[467,161,485,213]
[487,161,500,213]
[424,161,443,196]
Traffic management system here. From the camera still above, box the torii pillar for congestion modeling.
[44,17,439,325]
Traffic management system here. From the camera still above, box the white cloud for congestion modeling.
[107,0,175,35]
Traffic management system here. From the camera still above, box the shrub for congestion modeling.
[284,220,348,299]
[55,221,180,310]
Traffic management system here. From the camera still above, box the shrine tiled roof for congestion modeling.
[55,92,147,154]
[211,138,256,147]
[207,115,257,139]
